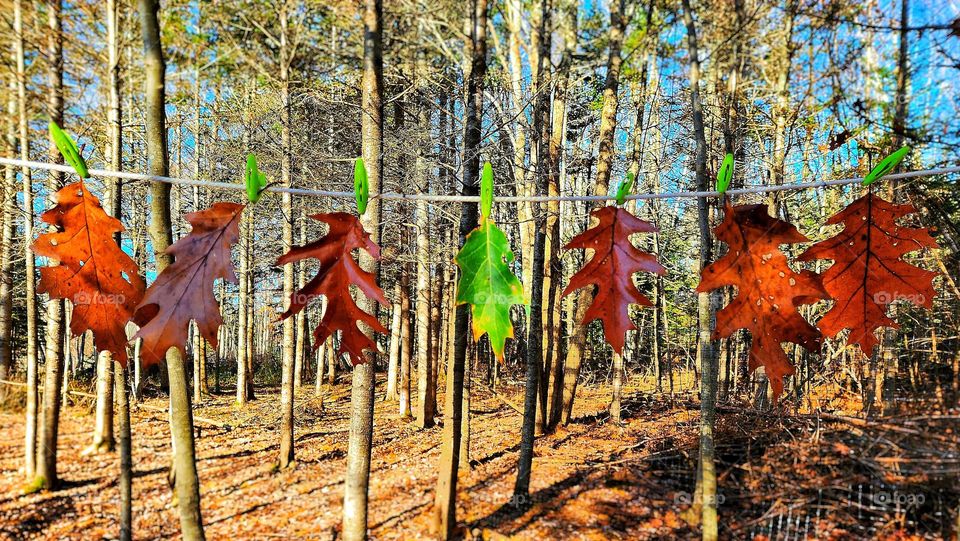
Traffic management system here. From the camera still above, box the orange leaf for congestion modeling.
[562,206,666,354]
[133,202,244,366]
[799,193,938,355]
[32,181,145,364]
[696,203,829,399]
[277,212,388,365]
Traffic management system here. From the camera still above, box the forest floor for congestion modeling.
[0,376,958,540]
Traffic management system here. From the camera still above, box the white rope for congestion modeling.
[1,156,958,203]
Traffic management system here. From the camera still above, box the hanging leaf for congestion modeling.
[561,206,665,354]
[32,181,144,363]
[696,203,829,399]
[277,212,388,365]
[133,202,245,366]
[454,217,525,361]
[799,193,938,355]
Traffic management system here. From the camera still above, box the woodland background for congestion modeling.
[0,0,959,539]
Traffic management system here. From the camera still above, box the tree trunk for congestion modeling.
[415,198,434,429]
[544,0,576,430]
[115,361,132,541]
[295,212,308,391]
[236,210,250,405]
[278,0,297,471]
[681,1,718,538]
[610,351,623,423]
[36,0,66,491]
[341,1,383,538]
[15,0,39,481]
[561,0,626,423]
[516,0,549,500]
[90,351,116,452]
[139,0,205,536]
[433,0,486,537]
[385,281,402,401]
[399,268,413,418]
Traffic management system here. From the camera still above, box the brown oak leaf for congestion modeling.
[32,181,145,363]
[133,202,244,366]
[277,212,388,365]
[798,192,938,355]
[697,203,829,399]
[562,206,666,354]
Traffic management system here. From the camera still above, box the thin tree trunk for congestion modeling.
[294,208,309,390]
[236,210,250,404]
[399,268,413,418]
[278,0,296,470]
[415,198,434,429]
[516,0,549,500]
[610,351,623,423]
[341,1,382,538]
[16,0,39,481]
[681,1,718,538]
[385,281,402,401]
[115,361,132,541]
[433,0,486,537]
[139,0,205,536]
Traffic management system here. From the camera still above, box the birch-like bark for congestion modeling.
[36,0,66,491]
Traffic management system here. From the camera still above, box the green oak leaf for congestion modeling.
[454,216,525,361]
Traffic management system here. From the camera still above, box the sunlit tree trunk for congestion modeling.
[341,1,383,538]
[36,0,66,491]
[399,268,413,418]
[385,281,402,401]
[561,0,626,424]
[139,0,205,536]
[433,0,486,536]
[278,0,297,471]
[544,0,576,429]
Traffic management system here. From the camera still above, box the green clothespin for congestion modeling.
[862,146,910,186]
[245,153,267,203]
[716,153,734,195]
[354,158,369,215]
[481,161,494,219]
[615,172,635,206]
[49,122,89,179]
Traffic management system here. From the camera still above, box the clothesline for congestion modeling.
[1,156,958,203]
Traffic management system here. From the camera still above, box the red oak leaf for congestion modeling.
[562,206,666,354]
[32,181,145,364]
[133,202,244,366]
[798,192,938,355]
[276,212,388,365]
[697,203,829,399]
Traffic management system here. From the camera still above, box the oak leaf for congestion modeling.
[798,193,938,355]
[32,181,145,363]
[277,212,388,365]
[454,216,525,361]
[133,202,244,366]
[696,203,829,399]
[561,206,666,354]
